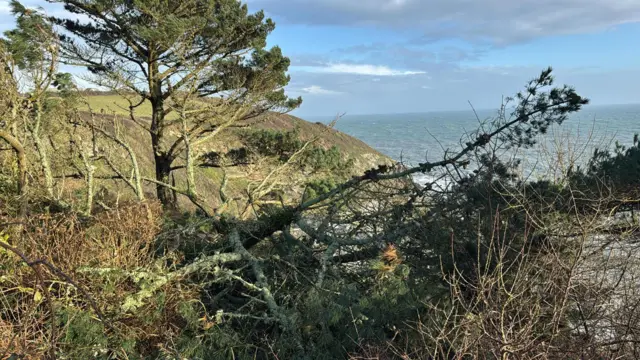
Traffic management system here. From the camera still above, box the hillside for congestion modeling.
[76,94,391,212]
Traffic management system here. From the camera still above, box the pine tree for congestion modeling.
[48,0,302,208]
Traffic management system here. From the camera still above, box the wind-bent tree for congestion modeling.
[0,50,27,195]
[2,1,70,200]
[48,0,302,208]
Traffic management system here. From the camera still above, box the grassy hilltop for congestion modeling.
[82,93,386,160]
[75,93,390,212]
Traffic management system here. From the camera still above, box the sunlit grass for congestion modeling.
[81,94,175,120]
[81,94,151,117]
[81,94,213,120]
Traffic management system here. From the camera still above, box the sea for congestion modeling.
[307,103,640,185]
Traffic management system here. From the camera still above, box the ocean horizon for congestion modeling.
[306,103,640,184]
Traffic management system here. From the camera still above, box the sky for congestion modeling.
[1,0,640,117]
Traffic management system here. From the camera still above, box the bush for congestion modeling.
[303,178,338,202]
[242,128,304,160]
[300,145,353,173]
[241,128,354,175]
[582,134,640,192]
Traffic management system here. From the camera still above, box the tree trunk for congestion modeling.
[154,154,176,208]
[80,152,95,216]
[32,135,55,198]
[0,130,26,195]
[149,77,178,208]
[29,102,56,199]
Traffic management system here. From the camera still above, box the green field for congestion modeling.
[80,94,165,118]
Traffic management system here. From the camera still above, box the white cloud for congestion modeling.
[291,64,640,116]
[293,63,426,77]
[299,85,342,95]
[0,1,11,14]
[326,63,426,76]
[251,0,640,45]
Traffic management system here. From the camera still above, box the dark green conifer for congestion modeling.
[48,0,302,207]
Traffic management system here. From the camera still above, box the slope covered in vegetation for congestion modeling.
[2,1,640,360]
[70,93,391,212]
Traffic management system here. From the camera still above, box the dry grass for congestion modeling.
[0,201,202,358]
[19,202,161,271]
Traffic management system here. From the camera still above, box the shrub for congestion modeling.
[303,178,339,202]
[242,128,354,175]
[582,134,640,192]
[242,128,303,160]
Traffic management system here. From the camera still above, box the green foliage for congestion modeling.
[500,67,589,148]
[242,127,303,160]
[242,128,354,174]
[303,178,338,202]
[274,269,416,358]
[52,72,77,96]
[49,0,301,111]
[2,1,54,70]
[300,145,352,173]
[2,1,80,128]
[56,307,109,359]
[583,134,640,191]
[48,0,302,207]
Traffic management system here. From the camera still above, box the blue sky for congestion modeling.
[2,0,640,117]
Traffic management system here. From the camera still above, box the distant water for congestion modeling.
[307,104,640,184]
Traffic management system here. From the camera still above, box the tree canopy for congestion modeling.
[48,0,302,207]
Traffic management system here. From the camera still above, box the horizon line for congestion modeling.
[297,102,640,119]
